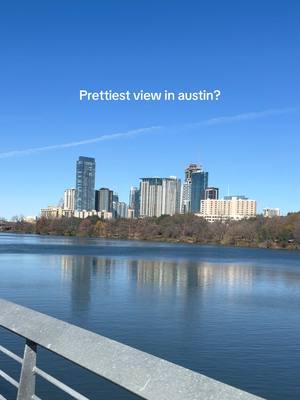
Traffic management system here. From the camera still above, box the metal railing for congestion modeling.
[0,299,264,400]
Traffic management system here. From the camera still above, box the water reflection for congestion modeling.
[127,260,254,290]
[3,235,300,400]
[61,256,92,312]
[60,255,256,314]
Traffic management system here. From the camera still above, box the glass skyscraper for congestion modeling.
[75,156,96,211]
[181,163,202,214]
[191,170,208,213]
[95,188,113,212]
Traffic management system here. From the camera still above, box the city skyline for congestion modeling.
[39,155,258,222]
[1,2,300,218]
[0,149,297,218]
[40,155,257,222]
[0,149,290,220]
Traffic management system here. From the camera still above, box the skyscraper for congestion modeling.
[140,177,181,217]
[129,186,140,218]
[191,170,208,213]
[181,163,202,213]
[140,178,163,217]
[162,177,181,216]
[115,202,128,219]
[75,156,96,211]
[95,188,113,212]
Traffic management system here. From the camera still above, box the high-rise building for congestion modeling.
[181,163,202,214]
[64,188,76,210]
[75,156,96,211]
[205,187,219,200]
[95,188,113,212]
[115,202,128,219]
[140,177,181,217]
[129,187,140,218]
[162,177,181,216]
[191,169,208,213]
[140,178,163,217]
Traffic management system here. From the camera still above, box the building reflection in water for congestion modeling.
[60,254,255,315]
[61,255,92,313]
[126,259,254,292]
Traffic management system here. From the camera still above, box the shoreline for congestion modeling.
[2,229,300,252]
[2,213,300,252]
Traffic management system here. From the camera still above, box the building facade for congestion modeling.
[41,206,74,218]
[74,209,113,220]
[191,170,208,213]
[161,177,181,216]
[140,177,181,217]
[200,196,257,222]
[181,163,202,214]
[139,178,163,217]
[205,187,219,200]
[64,189,76,211]
[95,188,113,212]
[129,186,140,218]
[75,156,96,211]
[40,206,63,219]
[263,208,280,218]
[115,202,128,219]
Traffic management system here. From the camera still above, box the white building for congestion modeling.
[263,208,280,218]
[40,206,64,219]
[128,208,135,219]
[162,177,181,216]
[199,196,257,222]
[140,177,181,218]
[64,188,76,211]
[140,178,163,217]
[74,210,112,220]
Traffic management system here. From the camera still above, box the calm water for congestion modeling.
[1,233,300,399]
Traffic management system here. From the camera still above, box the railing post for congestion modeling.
[17,339,37,400]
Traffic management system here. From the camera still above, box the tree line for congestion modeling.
[4,213,300,250]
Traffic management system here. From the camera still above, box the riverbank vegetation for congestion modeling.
[2,213,300,250]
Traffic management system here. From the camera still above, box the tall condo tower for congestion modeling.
[181,163,207,213]
[75,156,96,211]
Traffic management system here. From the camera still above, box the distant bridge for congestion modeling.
[0,299,264,400]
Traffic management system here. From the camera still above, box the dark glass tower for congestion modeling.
[95,188,113,212]
[191,170,208,213]
[76,156,96,211]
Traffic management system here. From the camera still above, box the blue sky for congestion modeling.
[0,1,299,218]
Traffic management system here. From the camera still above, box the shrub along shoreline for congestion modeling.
[3,213,300,250]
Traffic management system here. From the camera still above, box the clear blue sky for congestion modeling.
[0,1,299,219]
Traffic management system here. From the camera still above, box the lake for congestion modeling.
[1,233,300,399]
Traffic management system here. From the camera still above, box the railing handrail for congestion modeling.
[0,299,264,400]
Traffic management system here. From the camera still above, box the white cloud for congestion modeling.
[0,126,161,159]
